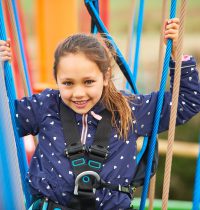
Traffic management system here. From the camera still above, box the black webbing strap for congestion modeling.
[59,101,112,209]
[88,109,112,169]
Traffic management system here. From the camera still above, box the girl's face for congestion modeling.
[56,53,110,114]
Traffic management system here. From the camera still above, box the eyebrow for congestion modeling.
[60,76,96,81]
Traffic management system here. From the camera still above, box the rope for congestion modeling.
[148,174,156,210]
[4,0,32,97]
[125,0,145,91]
[0,62,25,210]
[156,0,169,90]
[139,1,177,209]
[192,135,200,210]
[0,1,31,207]
[124,0,136,90]
[132,0,145,84]
[126,0,136,67]
[0,3,25,207]
[91,0,99,34]
[148,1,169,209]
[162,1,188,209]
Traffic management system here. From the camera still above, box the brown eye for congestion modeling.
[85,80,95,85]
[63,81,73,86]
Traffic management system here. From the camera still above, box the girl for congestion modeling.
[0,18,200,210]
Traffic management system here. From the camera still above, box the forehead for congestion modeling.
[57,53,102,78]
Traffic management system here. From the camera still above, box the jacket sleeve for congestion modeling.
[129,56,200,137]
[14,89,51,137]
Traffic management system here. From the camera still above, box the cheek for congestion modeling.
[58,87,71,100]
[91,84,104,97]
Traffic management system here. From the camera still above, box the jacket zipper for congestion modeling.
[81,114,88,145]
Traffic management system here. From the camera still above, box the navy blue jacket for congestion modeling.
[15,57,200,209]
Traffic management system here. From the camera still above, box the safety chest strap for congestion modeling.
[60,102,134,204]
[60,102,111,193]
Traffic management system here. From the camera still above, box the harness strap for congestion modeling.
[59,102,134,208]
[60,101,112,209]
[97,180,135,199]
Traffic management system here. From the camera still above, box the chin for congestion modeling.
[71,107,90,115]
[74,110,89,114]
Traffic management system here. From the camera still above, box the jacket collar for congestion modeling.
[60,99,106,126]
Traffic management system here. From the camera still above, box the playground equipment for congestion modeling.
[0,0,199,209]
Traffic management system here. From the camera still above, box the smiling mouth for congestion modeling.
[73,100,89,105]
[72,100,89,108]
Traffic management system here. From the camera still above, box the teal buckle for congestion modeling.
[72,158,86,167]
[88,160,101,169]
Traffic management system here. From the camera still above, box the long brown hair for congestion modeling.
[53,33,133,140]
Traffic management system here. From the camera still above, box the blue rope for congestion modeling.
[126,1,137,91]
[126,0,145,92]
[91,0,99,34]
[139,1,177,209]
[133,0,145,84]
[192,134,200,210]
[128,10,136,69]
[0,2,31,208]
[11,0,33,96]
[0,83,17,210]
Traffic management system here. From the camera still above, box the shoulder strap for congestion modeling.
[89,109,112,163]
[60,101,112,152]
[60,101,81,147]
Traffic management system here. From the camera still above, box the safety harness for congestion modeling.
[60,101,134,209]
[29,101,158,210]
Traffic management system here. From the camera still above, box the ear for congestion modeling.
[103,68,111,86]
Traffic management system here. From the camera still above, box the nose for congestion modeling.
[72,85,86,99]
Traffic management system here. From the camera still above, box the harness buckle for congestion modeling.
[89,145,108,159]
[74,171,101,196]
[64,143,85,157]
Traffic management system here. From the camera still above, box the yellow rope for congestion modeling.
[162,1,188,209]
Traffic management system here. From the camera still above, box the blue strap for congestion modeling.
[28,203,34,210]
[139,1,177,209]
[42,201,48,210]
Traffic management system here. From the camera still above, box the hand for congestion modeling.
[0,39,12,62]
[164,18,180,60]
